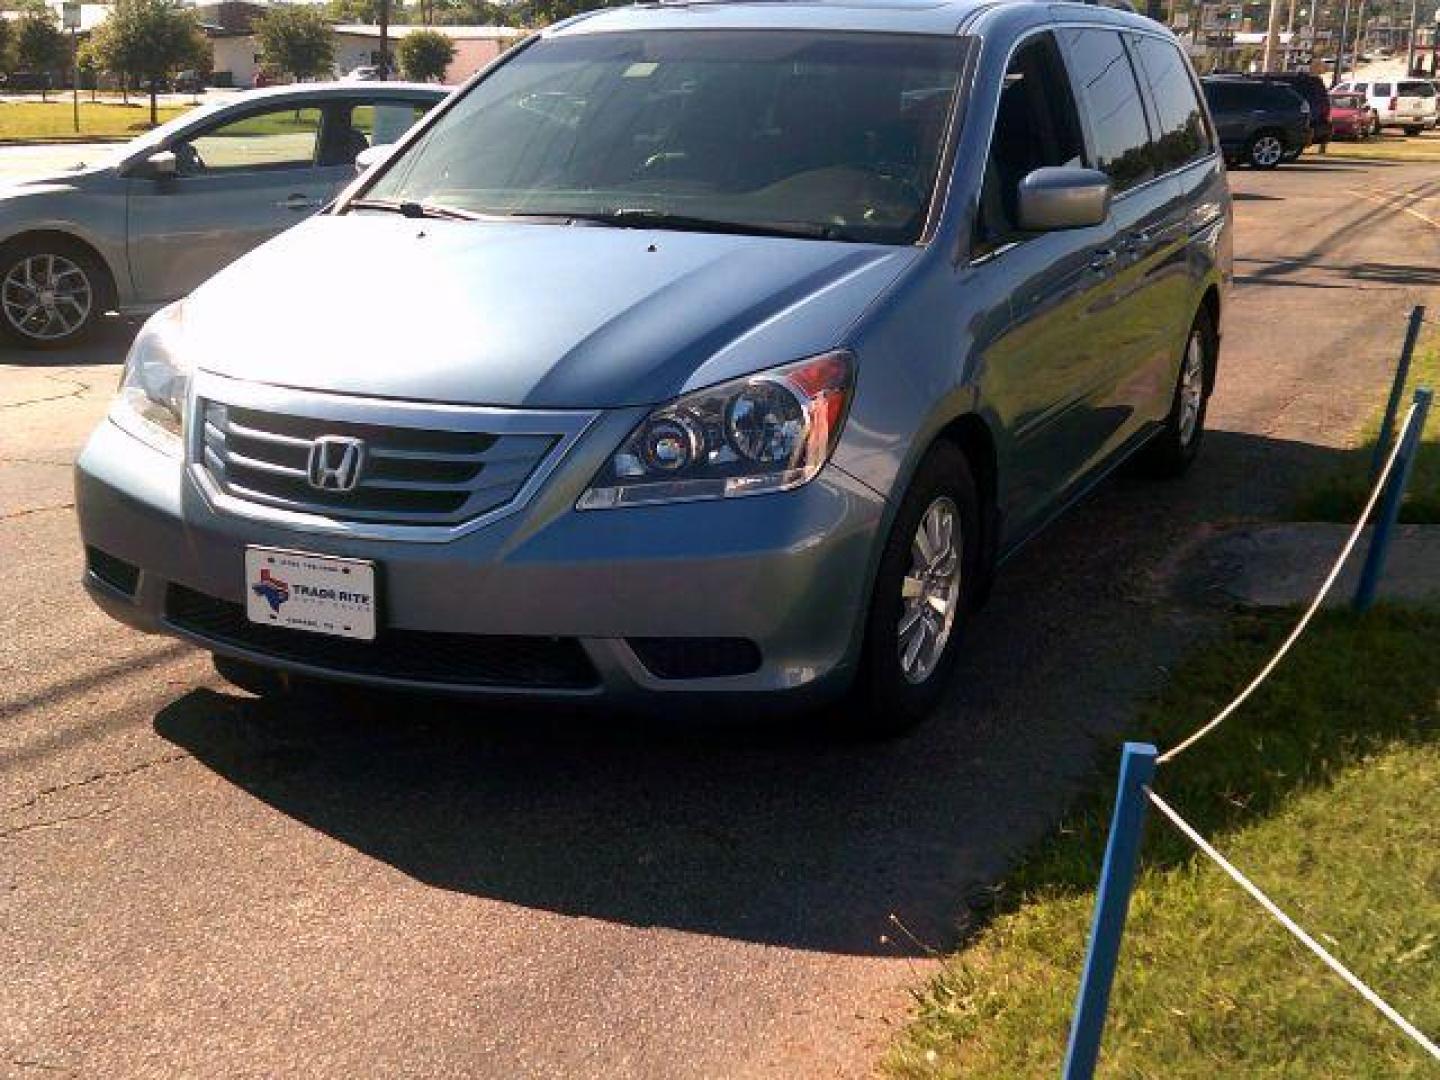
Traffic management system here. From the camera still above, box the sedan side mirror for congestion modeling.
[1017,167,1113,232]
[134,149,178,179]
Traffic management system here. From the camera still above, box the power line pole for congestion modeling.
[378,0,390,80]
[1406,0,1420,71]
[1264,0,1284,68]
[1333,0,1354,84]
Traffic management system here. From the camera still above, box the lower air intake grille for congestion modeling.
[628,637,763,680]
[86,546,141,596]
[165,585,599,690]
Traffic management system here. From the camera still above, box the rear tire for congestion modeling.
[0,236,108,350]
[1142,306,1215,479]
[1246,130,1285,169]
[1406,125,1424,136]
[843,441,981,738]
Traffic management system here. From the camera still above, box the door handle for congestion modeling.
[276,194,319,211]
[1088,249,1118,273]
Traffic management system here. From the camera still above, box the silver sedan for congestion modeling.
[0,82,444,349]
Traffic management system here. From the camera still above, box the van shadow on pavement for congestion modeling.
[155,427,1352,957]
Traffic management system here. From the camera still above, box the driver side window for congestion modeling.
[179,106,324,174]
[975,33,1085,256]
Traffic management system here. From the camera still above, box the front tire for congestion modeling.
[1246,131,1286,169]
[0,237,107,349]
[1143,307,1215,478]
[845,441,981,738]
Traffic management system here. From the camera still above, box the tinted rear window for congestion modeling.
[1131,35,1210,171]
[1399,81,1436,96]
[1060,28,1154,192]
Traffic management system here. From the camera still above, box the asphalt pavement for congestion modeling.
[3,157,1439,1077]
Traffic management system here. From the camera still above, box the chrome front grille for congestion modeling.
[190,375,596,539]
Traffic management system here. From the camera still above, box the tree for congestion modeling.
[256,6,335,82]
[14,7,66,101]
[75,36,100,101]
[397,28,453,81]
[514,0,626,26]
[89,0,208,124]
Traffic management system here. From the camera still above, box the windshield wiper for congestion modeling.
[518,208,846,241]
[345,198,480,222]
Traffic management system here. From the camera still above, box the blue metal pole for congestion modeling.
[1355,387,1433,613]
[1062,742,1158,1080]
[1371,306,1424,483]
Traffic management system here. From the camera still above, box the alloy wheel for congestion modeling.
[1178,330,1205,447]
[898,496,962,685]
[1,253,93,343]
[1250,135,1283,167]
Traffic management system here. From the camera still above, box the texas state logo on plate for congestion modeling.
[243,547,377,641]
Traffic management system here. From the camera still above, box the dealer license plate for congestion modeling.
[244,547,377,641]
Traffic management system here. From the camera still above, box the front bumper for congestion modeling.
[76,415,889,708]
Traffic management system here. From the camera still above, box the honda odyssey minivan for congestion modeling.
[77,0,1231,734]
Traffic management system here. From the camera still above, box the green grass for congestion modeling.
[1318,137,1440,162]
[0,99,190,141]
[1295,347,1440,524]
[888,607,1440,1078]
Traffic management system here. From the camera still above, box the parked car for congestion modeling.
[0,82,443,348]
[76,0,1231,734]
[1328,91,1375,139]
[172,70,206,95]
[1332,77,1438,134]
[343,65,387,82]
[1201,77,1311,167]
[1213,71,1331,156]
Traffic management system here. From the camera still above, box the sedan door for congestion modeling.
[126,101,344,305]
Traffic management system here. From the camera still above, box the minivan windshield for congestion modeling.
[361,30,965,244]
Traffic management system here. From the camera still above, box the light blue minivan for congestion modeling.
[78,0,1231,734]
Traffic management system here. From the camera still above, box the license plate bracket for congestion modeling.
[244,547,378,641]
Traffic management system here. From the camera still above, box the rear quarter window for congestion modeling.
[1399,81,1436,96]
[1131,35,1211,172]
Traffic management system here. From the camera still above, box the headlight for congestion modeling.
[578,351,852,510]
[110,301,191,456]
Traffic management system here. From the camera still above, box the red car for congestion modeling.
[1329,91,1377,139]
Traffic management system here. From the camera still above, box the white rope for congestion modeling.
[1146,789,1440,1064]
[1156,402,1419,765]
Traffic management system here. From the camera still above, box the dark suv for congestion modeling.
[1201,77,1311,168]
[1215,71,1331,154]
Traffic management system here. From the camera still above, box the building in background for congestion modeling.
[331,24,526,84]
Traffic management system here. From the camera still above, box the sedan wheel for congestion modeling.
[0,245,102,348]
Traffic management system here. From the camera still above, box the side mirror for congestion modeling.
[135,149,178,179]
[354,144,391,172]
[1017,166,1112,232]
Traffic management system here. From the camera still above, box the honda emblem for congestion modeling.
[307,436,366,492]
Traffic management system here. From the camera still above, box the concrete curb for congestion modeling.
[1188,523,1440,608]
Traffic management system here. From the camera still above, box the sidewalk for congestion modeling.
[1190,523,1440,608]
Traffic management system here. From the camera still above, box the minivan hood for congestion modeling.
[187,214,918,409]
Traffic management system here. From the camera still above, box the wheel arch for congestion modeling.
[931,410,1001,599]
[1197,283,1222,393]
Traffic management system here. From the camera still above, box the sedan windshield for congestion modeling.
[361,30,964,244]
